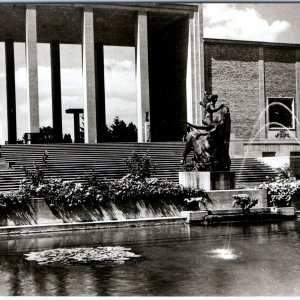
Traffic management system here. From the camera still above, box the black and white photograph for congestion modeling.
[0,1,300,296]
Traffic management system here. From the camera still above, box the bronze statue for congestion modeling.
[181,93,231,171]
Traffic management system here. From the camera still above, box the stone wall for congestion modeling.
[205,42,259,139]
[264,47,296,99]
[204,40,298,141]
[4,198,186,226]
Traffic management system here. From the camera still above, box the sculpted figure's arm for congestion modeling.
[207,103,225,113]
[199,101,206,108]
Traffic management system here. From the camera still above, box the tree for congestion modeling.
[105,116,137,142]
[39,126,55,143]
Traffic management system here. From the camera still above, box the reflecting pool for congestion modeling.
[1,220,300,296]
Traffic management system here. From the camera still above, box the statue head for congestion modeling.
[208,94,218,104]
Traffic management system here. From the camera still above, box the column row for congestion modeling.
[6,6,150,144]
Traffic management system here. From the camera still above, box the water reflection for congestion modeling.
[209,248,239,260]
[1,220,300,296]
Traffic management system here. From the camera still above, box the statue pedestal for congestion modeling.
[179,171,235,191]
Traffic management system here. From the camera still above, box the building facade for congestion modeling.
[1,3,299,157]
[205,39,300,157]
[0,3,203,144]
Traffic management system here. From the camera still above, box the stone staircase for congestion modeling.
[0,158,10,170]
[0,143,275,191]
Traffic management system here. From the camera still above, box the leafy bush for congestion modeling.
[102,175,209,206]
[232,194,258,214]
[22,165,45,188]
[124,152,156,180]
[259,177,300,207]
[36,179,104,211]
[0,188,32,215]
[27,173,210,212]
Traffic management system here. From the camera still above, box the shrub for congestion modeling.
[36,179,104,211]
[232,194,258,214]
[22,165,45,188]
[87,174,210,207]
[259,177,300,207]
[124,152,156,180]
[0,189,32,215]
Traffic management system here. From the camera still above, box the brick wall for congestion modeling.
[205,41,297,140]
[264,47,296,98]
[205,42,259,139]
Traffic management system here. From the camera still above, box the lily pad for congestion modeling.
[24,246,141,265]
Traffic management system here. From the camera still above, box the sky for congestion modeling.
[1,3,300,144]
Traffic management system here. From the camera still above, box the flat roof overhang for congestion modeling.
[0,3,197,45]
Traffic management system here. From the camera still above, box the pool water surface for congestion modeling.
[0,220,300,296]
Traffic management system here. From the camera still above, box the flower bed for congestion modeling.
[0,175,210,219]
[259,177,300,207]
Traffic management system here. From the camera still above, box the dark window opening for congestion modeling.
[268,98,294,129]
[290,152,300,157]
[262,152,276,157]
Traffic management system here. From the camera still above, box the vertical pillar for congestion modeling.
[258,47,267,139]
[195,5,205,123]
[50,41,62,142]
[186,14,196,124]
[296,49,300,138]
[82,7,97,143]
[5,41,17,144]
[186,6,204,126]
[73,112,81,143]
[26,5,39,133]
[135,11,150,143]
[95,42,106,142]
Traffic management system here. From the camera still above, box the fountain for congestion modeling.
[179,93,270,218]
[180,93,235,191]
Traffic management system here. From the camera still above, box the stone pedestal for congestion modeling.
[206,188,267,210]
[179,171,235,191]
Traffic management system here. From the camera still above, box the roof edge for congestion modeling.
[204,37,300,48]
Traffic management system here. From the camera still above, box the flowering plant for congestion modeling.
[0,188,32,215]
[124,152,156,180]
[232,194,258,214]
[259,177,300,207]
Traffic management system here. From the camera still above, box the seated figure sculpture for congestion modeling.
[181,93,231,171]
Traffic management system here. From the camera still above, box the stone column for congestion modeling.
[95,42,106,142]
[5,41,17,144]
[26,5,39,133]
[258,47,267,139]
[82,7,97,143]
[296,48,300,138]
[186,6,204,126]
[135,11,150,143]
[186,14,196,124]
[195,5,205,124]
[50,41,62,142]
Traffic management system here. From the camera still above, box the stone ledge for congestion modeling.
[0,217,186,236]
[181,207,296,223]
